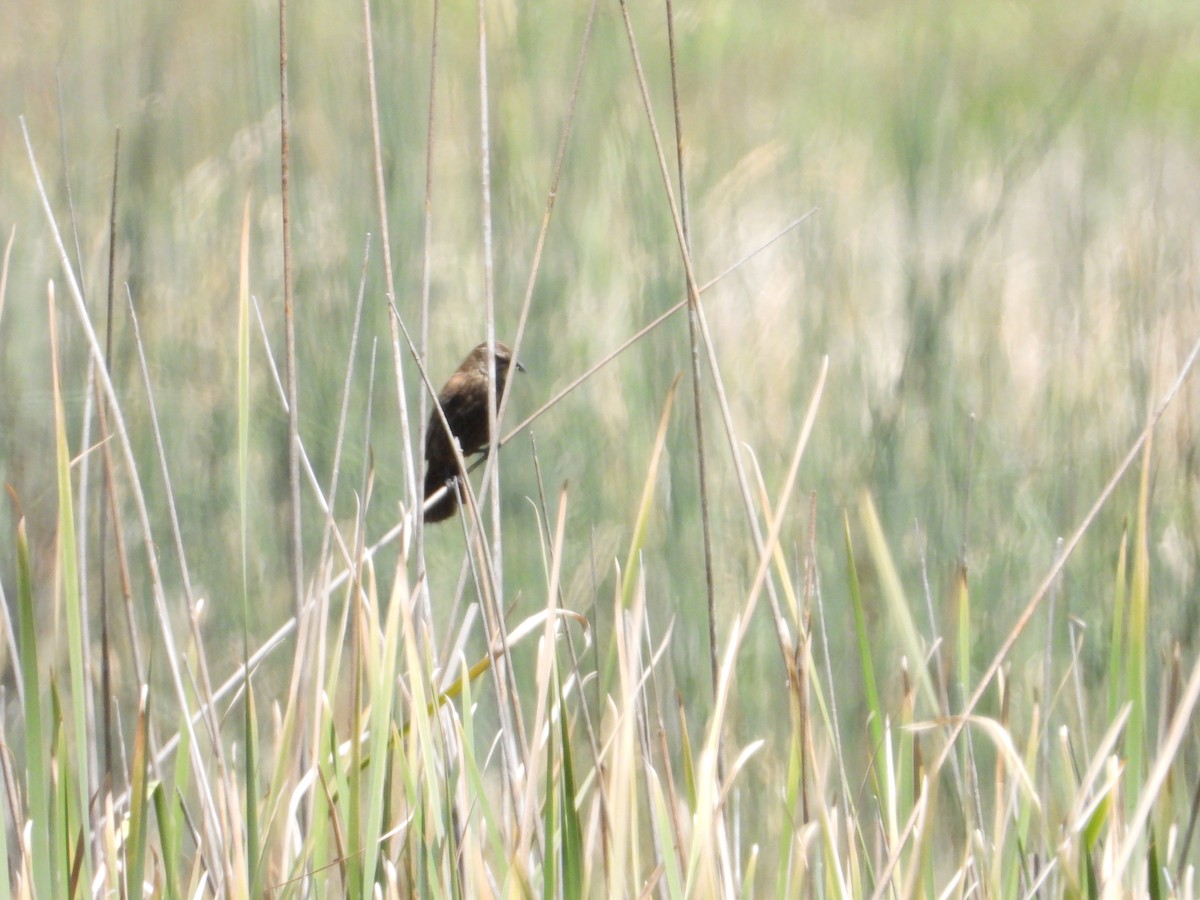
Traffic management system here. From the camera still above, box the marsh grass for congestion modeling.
[4,0,1200,896]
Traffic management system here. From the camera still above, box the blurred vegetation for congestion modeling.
[3,0,1200,891]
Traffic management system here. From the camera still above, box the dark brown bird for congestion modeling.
[423,341,524,523]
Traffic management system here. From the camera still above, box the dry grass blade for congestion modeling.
[0,224,14,327]
[314,235,372,584]
[1066,706,1129,835]
[725,357,827,688]
[910,715,1039,812]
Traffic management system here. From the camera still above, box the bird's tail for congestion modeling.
[423,465,459,523]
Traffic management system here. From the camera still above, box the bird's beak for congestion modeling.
[515,359,527,374]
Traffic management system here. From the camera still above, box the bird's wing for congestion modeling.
[426,372,489,459]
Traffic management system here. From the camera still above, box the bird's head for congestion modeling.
[468,341,525,376]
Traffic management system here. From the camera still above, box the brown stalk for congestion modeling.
[617,0,799,682]
[664,0,719,715]
[278,0,303,620]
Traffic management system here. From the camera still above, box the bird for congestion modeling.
[423,341,524,523]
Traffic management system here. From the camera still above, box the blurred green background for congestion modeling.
[3,0,1200,748]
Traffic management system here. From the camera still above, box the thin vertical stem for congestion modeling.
[278,0,303,619]
[453,0,597,532]
[664,0,719,705]
[494,0,599,430]
[415,0,442,622]
[22,116,227,884]
[617,0,796,671]
[54,74,86,297]
[99,128,121,783]
[362,0,418,551]
[477,0,500,594]
[474,1,531,847]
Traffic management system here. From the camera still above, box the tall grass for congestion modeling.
[3,0,1200,896]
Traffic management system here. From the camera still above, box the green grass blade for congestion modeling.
[0,730,9,900]
[126,688,151,900]
[10,496,53,899]
[543,686,560,900]
[360,568,407,890]
[955,562,971,720]
[245,677,261,896]
[236,196,252,580]
[49,287,94,894]
[620,374,681,610]
[458,655,505,883]
[646,765,684,899]
[1126,439,1152,811]
[557,668,585,900]
[678,698,697,811]
[152,782,181,900]
[235,184,262,900]
[1106,524,1128,722]
[859,493,938,714]
[843,512,884,765]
